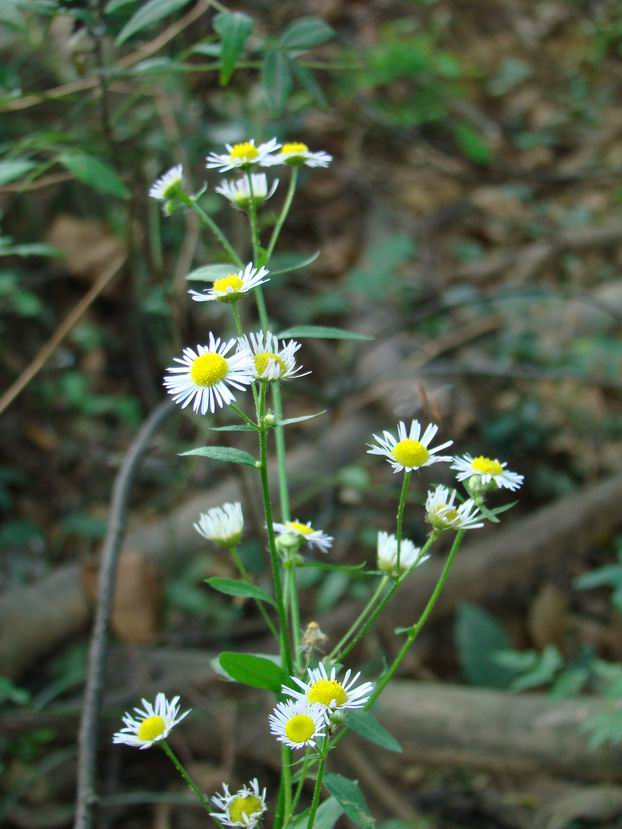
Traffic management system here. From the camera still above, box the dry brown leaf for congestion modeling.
[528,583,568,649]
[46,215,126,293]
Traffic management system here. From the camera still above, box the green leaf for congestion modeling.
[186,263,236,281]
[278,411,326,426]
[208,424,258,432]
[289,798,343,829]
[105,0,136,12]
[262,49,292,114]
[59,153,130,199]
[292,61,327,107]
[575,564,622,591]
[270,250,320,275]
[299,561,366,572]
[455,603,514,689]
[324,773,375,829]
[181,446,257,467]
[116,0,192,45]
[206,577,275,607]
[453,122,493,166]
[279,17,335,50]
[0,160,36,185]
[213,11,253,85]
[276,325,373,341]
[345,711,402,753]
[218,652,286,692]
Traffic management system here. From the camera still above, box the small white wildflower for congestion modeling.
[269,699,326,750]
[367,420,454,474]
[376,531,424,576]
[189,263,269,304]
[239,331,309,382]
[149,164,184,201]
[112,693,190,750]
[210,778,267,828]
[282,663,373,711]
[206,139,280,173]
[272,519,333,553]
[263,142,332,168]
[451,454,524,492]
[215,174,279,209]
[163,334,254,415]
[425,485,485,533]
[194,502,244,546]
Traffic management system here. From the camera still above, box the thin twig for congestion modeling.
[0,254,126,416]
[74,400,176,829]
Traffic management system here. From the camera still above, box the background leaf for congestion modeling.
[181,446,257,467]
[0,160,36,185]
[213,11,253,85]
[324,773,375,829]
[279,17,335,50]
[59,153,130,199]
[455,603,515,688]
[276,325,372,341]
[261,50,292,114]
[116,0,192,45]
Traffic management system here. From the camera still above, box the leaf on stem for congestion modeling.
[277,411,326,426]
[323,774,375,829]
[344,711,402,753]
[181,446,257,467]
[206,577,276,607]
[186,263,238,281]
[208,424,258,432]
[213,11,253,85]
[278,17,335,50]
[289,798,343,829]
[59,153,130,199]
[116,0,193,45]
[269,250,320,275]
[276,325,373,341]
[261,49,292,114]
[218,652,287,692]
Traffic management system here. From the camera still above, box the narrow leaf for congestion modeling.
[116,0,192,45]
[270,250,320,275]
[276,325,373,341]
[299,561,366,572]
[208,424,258,432]
[323,773,375,829]
[105,0,136,12]
[261,49,292,114]
[59,153,130,199]
[206,577,275,607]
[0,160,36,185]
[181,446,257,467]
[213,11,253,85]
[292,61,327,107]
[218,652,285,692]
[289,798,343,829]
[186,263,235,281]
[277,411,326,426]
[345,711,402,753]
[279,17,335,50]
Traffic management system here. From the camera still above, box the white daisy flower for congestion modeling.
[263,142,332,169]
[215,174,279,209]
[377,531,425,577]
[269,699,326,750]
[149,164,184,201]
[206,139,280,173]
[112,693,190,750]
[194,502,243,546]
[210,778,267,829]
[163,334,254,415]
[282,663,374,711]
[189,263,270,304]
[239,331,309,382]
[425,485,484,533]
[367,420,453,474]
[451,454,524,492]
[272,519,333,553]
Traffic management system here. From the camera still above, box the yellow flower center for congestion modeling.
[230,142,259,163]
[137,715,166,742]
[213,274,244,294]
[228,795,264,825]
[284,714,316,743]
[471,456,503,476]
[286,521,313,535]
[190,353,228,387]
[255,352,287,377]
[282,142,309,156]
[307,678,348,707]
[391,439,430,468]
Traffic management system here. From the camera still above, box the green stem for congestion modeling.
[160,741,211,812]
[272,383,290,521]
[257,384,293,676]
[246,172,261,262]
[367,530,465,708]
[305,743,327,829]
[281,746,292,824]
[178,192,242,267]
[288,752,312,820]
[395,471,412,574]
[265,167,299,264]
[230,302,245,337]
[287,564,302,671]
[230,545,278,640]
[329,576,388,661]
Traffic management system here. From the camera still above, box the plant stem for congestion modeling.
[272,383,290,521]
[160,741,211,812]
[287,564,302,671]
[246,172,261,262]
[281,746,292,823]
[305,744,327,829]
[265,167,299,264]
[257,384,293,676]
[329,576,388,662]
[230,302,245,337]
[178,192,242,267]
[395,471,412,574]
[229,545,278,640]
[288,751,312,820]
[366,530,465,708]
